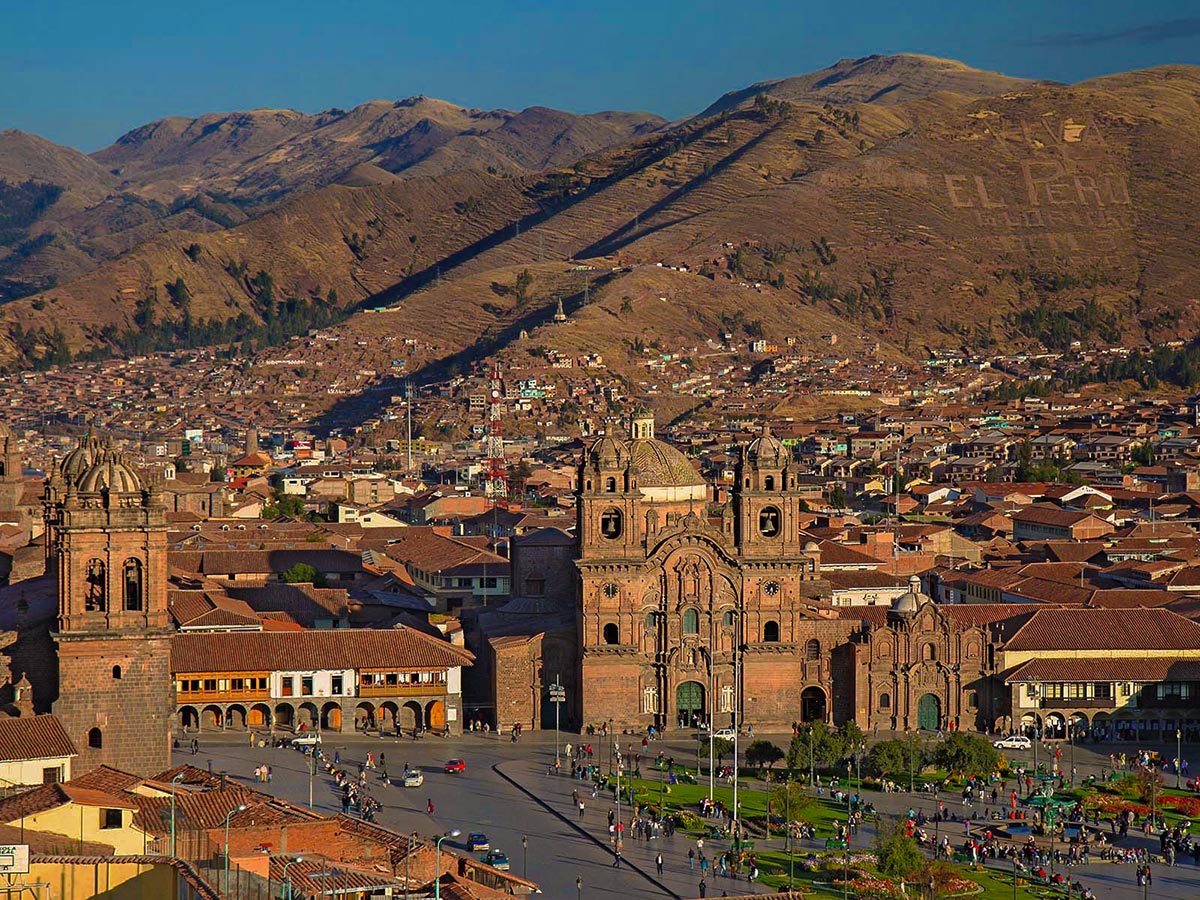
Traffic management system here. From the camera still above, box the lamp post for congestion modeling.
[785,775,794,890]
[434,829,461,900]
[282,856,305,900]
[808,726,814,790]
[522,834,528,880]
[1178,729,1183,790]
[843,847,850,900]
[308,749,315,809]
[909,732,916,794]
[576,875,583,900]
[1011,854,1018,900]
[405,832,417,900]
[168,772,185,858]
[223,803,247,895]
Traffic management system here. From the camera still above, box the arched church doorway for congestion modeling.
[676,681,705,729]
[917,693,941,731]
[800,686,827,723]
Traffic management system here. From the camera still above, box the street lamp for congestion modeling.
[808,726,814,790]
[576,875,583,900]
[223,804,247,895]
[1178,729,1183,790]
[522,834,528,880]
[168,772,185,858]
[282,856,305,900]
[1011,854,1018,900]
[785,775,794,890]
[434,829,461,900]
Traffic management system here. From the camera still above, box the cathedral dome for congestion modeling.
[745,424,787,468]
[60,433,102,482]
[75,449,144,494]
[890,575,922,617]
[587,434,628,468]
[628,437,706,488]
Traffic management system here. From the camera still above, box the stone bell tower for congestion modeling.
[47,442,172,774]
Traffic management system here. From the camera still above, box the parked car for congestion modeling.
[711,728,736,740]
[993,735,1032,750]
[291,732,322,746]
[403,769,424,787]
[484,849,510,871]
[467,832,490,851]
[444,758,466,773]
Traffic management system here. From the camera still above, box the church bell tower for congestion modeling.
[46,442,172,774]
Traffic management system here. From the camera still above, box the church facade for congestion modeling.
[571,410,1004,735]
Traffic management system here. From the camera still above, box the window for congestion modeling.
[122,558,143,611]
[758,506,781,538]
[645,612,657,630]
[682,609,700,634]
[301,676,314,695]
[603,623,620,645]
[722,611,735,627]
[525,576,545,597]
[600,508,623,540]
[605,477,617,493]
[923,642,937,662]
[42,766,61,785]
[967,691,978,710]
[112,665,121,680]
[281,677,294,697]
[764,475,775,491]
[805,639,820,660]
[332,675,344,695]
[85,558,106,612]
[87,727,102,749]
[100,808,122,830]
[385,673,399,686]
[641,686,659,714]
[879,693,890,710]
[361,673,375,686]
[203,679,217,692]
[763,621,780,643]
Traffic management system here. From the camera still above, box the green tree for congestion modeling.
[829,484,846,508]
[786,721,844,771]
[931,734,998,777]
[769,781,813,820]
[282,562,326,587]
[875,819,924,880]
[700,737,735,764]
[262,493,307,519]
[933,732,999,777]
[865,739,911,778]
[746,740,785,770]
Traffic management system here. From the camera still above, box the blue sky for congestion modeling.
[4,0,1200,151]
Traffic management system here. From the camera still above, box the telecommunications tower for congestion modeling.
[483,362,508,507]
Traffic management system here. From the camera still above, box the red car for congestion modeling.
[444,758,466,773]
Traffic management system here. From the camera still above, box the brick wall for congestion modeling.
[54,632,172,775]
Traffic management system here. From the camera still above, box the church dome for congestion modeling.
[628,437,706,488]
[745,424,787,467]
[587,434,628,468]
[74,449,144,494]
[60,433,102,482]
[890,574,922,616]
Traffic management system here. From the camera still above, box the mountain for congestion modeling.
[4,56,1200,375]
[696,53,1040,118]
[0,99,663,303]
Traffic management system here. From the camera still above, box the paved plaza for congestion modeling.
[179,728,1200,900]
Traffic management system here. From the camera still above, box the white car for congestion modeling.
[993,735,1032,750]
[711,728,737,740]
[291,732,322,746]
[403,769,424,787]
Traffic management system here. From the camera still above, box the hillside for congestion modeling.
[0,98,662,303]
[696,54,1039,118]
[5,57,1200,373]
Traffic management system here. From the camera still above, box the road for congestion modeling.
[182,728,1200,900]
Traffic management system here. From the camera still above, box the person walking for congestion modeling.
[656,852,664,876]
[579,800,586,819]
[699,878,707,898]
[427,798,434,815]
[688,848,695,871]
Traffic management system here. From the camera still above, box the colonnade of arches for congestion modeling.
[176,699,449,733]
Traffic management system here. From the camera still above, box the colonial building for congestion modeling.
[575,409,849,732]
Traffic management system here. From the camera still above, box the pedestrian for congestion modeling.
[579,800,586,818]
[699,878,707,898]
[427,798,434,815]
[656,852,664,875]
[688,848,695,871]
[613,847,621,868]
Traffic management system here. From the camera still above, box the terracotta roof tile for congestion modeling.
[1005,608,1200,651]
[0,715,76,763]
[1006,657,1200,682]
[171,626,473,674]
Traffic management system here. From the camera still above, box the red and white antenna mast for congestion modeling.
[484,362,508,507]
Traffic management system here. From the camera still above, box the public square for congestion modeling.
[177,727,1200,900]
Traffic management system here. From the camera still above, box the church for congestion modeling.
[479,407,1003,736]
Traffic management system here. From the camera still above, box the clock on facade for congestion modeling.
[603,582,620,598]
[763,580,780,597]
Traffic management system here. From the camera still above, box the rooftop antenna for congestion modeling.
[405,380,414,475]
[483,362,509,509]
